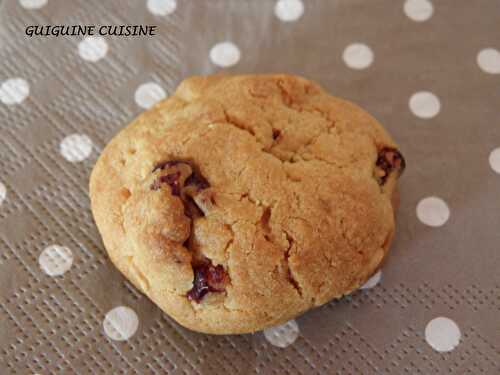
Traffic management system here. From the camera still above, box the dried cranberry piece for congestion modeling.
[150,172,182,196]
[375,147,406,185]
[272,128,281,140]
[206,265,227,292]
[150,159,213,218]
[187,266,210,302]
[151,159,210,194]
[161,172,182,196]
[187,263,227,303]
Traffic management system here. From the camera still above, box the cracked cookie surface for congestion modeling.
[89,74,405,334]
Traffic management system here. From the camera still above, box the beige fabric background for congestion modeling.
[0,0,499,373]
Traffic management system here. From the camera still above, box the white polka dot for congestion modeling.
[417,196,450,227]
[19,0,47,9]
[39,245,73,276]
[404,0,434,22]
[147,0,176,16]
[489,148,500,174]
[360,270,382,290]
[0,182,6,206]
[134,82,166,109]
[60,134,93,162]
[274,0,304,22]
[209,42,241,68]
[78,36,108,62]
[477,48,500,74]
[0,78,30,105]
[263,320,299,348]
[103,306,139,341]
[409,91,441,119]
[342,43,374,70]
[425,317,461,352]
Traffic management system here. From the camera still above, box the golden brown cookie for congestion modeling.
[89,74,405,334]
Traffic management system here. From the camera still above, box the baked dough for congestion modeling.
[89,74,405,334]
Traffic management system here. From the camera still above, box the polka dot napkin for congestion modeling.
[0,0,498,373]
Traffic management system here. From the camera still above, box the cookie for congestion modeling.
[89,74,405,334]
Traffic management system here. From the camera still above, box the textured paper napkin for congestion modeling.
[0,0,499,373]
